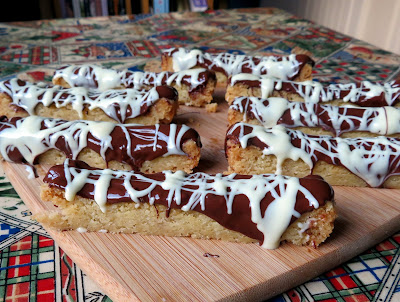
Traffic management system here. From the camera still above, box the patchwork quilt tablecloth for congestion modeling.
[0,7,399,301]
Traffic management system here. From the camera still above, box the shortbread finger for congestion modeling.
[0,116,201,173]
[226,123,400,188]
[38,159,336,249]
[0,78,178,124]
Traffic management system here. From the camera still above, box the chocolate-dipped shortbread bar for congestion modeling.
[228,96,400,137]
[226,123,400,188]
[0,116,201,174]
[38,160,336,249]
[53,64,216,107]
[0,78,178,124]
[226,74,400,106]
[162,48,314,87]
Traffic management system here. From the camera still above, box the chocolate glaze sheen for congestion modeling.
[155,85,178,102]
[0,116,26,163]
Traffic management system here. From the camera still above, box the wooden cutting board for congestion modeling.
[2,92,400,302]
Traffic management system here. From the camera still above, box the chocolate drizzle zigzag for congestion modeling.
[229,74,400,106]
[53,64,215,93]
[226,123,400,187]
[43,159,333,249]
[163,48,314,80]
[0,78,177,123]
[230,96,400,136]
[0,116,200,171]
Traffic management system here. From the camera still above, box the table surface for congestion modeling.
[0,7,399,302]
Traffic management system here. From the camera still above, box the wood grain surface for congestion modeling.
[2,91,400,302]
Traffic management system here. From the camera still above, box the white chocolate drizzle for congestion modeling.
[53,64,211,92]
[230,74,400,106]
[58,159,325,249]
[0,78,164,122]
[230,96,400,136]
[121,69,207,90]
[164,48,307,80]
[227,123,400,187]
[0,116,115,164]
[231,97,288,127]
[0,116,193,168]
[297,218,316,234]
[54,65,122,91]
[297,218,317,241]
[76,227,88,233]
[25,165,36,179]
